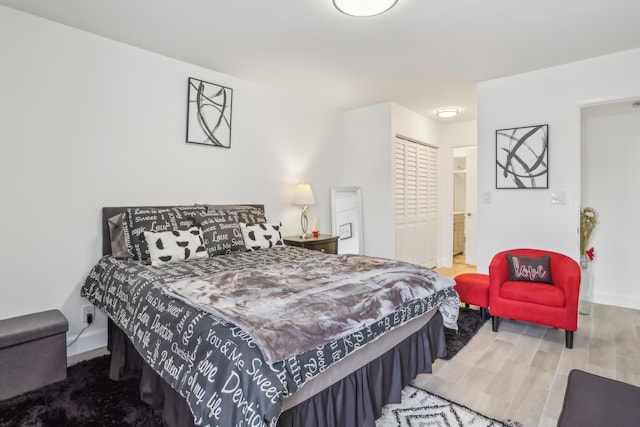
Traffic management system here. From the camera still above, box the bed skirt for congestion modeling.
[107,310,446,427]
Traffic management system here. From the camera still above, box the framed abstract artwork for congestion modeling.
[186,77,233,148]
[496,124,549,189]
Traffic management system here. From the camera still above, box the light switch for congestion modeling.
[483,191,492,203]
[550,191,567,205]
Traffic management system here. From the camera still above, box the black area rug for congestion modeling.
[0,355,162,427]
[443,306,490,360]
[0,307,487,426]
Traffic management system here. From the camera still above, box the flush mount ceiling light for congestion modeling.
[435,107,460,118]
[333,0,398,17]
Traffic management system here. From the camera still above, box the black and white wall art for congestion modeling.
[496,124,548,189]
[186,77,233,148]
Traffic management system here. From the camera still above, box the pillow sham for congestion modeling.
[240,222,284,251]
[205,205,267,225]
[121,206,206,261]
[107,213,129,259]
[143,226,208,266]
[194,208,267,256]
[506,254,553,284]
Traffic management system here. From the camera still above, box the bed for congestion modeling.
[81,204,459,427]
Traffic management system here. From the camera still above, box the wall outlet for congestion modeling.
[82,305,95,324]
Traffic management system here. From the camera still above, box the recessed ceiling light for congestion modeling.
[435,107,460,118]
[333,0,398,17]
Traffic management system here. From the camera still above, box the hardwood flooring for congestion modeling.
[433,254,476,277]
[424,256,640,426]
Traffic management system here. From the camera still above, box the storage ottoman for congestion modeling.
[557,369,640,426]
[453,273,490,320]
[0,309,68,400]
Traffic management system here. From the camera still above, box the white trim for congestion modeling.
[66,326,107,358]
[395,133,438,149]
[592,291,640,311]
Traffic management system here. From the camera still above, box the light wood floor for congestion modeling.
[433,254,476,277]
[425,255,640,426]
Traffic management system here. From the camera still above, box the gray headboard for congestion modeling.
[101,205,265,256]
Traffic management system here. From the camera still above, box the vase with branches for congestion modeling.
[580,207,599,263]
[579,207,598,315]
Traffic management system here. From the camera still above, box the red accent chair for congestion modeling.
[489,248,581,348]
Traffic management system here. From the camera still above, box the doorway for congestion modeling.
[452,146,477,267]
[580,99,640,308]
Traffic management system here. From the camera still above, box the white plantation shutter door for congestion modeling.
[394,136,437,267]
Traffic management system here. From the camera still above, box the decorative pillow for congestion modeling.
[107,213,129,259]
[143,227,208,266]
[205,205,267,226]
[121,206,206,261]
[506,254,553,284]
[194,208,267,256]
[240,222,284,251]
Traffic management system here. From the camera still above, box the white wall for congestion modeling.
[477,48,640,309]
[581,102,640,309]
[343,102,441,259]
[343,103,393,258]
[0,6,344,355]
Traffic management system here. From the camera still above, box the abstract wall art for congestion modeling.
[496,124,548,189]
[186,77,233,148]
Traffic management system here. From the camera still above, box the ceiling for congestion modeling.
[2,0,640,123]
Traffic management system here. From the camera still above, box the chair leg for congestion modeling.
[479,307,488,321]
[492,316,499,332]
[565,331,574,349]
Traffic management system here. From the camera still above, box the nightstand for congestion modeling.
[283,235,338,254]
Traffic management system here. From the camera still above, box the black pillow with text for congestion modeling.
[506,254,553,284]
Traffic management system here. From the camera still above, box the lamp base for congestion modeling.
[300,206,310,239]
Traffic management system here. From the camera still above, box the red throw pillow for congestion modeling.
[505,254,553,284]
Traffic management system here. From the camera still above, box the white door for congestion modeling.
[464,147,478,265]
[394,136,437,267]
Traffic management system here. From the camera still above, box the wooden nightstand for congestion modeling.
[283,235,338,254]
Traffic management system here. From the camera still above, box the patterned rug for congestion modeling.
[376,385,522,427]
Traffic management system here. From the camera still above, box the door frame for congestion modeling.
[440,144,477,268]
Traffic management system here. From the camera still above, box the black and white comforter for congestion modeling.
[81,246,459,427]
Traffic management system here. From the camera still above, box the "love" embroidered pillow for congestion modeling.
[505,254,553,284]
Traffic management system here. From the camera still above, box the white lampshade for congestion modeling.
[294,184,316,206]
[333,0,398,17]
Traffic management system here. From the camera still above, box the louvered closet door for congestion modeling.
[394,137,437,267]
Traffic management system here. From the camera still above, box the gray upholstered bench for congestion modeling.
[557,369,640,426]
[0,309,68,400]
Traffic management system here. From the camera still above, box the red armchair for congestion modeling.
[489,248,581,348]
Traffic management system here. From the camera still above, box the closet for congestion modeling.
[394,135,438,267]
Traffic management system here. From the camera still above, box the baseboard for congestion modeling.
[592,291,640,310]
[66,326,108,358]
[437,257,453,268]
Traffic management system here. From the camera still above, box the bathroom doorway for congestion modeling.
[452,146,477,266]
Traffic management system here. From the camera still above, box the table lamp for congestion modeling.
[294,183,316,238]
